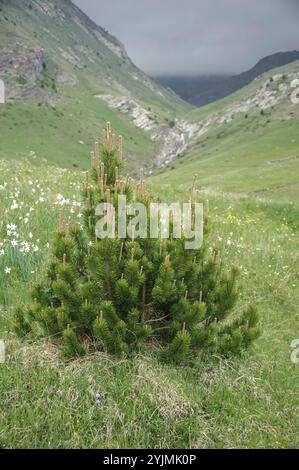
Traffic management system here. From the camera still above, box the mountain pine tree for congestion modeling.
[14,122,260,363]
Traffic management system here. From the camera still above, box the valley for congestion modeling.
[152,60,299,204]
[0,0,298,451]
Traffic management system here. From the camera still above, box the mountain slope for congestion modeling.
[0,0,192,171]
[157,51,299,107]
[151,60,299,205]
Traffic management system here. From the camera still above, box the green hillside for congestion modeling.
[0,0,299,451]
[151,61,299,205]
[187,60,299,122]
[0,0,191,171]
[0,85,160,171]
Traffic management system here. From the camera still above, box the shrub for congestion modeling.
[14,123,260,363]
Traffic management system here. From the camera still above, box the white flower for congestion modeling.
[5,267,11,274]
[20,242,30,253]
[55,194,67,206]
[29,232,33,239]
[11,240,18,247]
[10,201,19,210]
[7,223,17,232]
[0,249,5,256]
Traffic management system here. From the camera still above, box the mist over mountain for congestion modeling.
[157,51,299,107]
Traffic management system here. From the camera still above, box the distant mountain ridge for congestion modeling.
[157,51,299,107]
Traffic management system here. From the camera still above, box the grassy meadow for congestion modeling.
[156,99,299,204]
[0,83,161,173]
[0,151,298,448]
[1,0,298,452]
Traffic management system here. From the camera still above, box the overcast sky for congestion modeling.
[73,0,299,76]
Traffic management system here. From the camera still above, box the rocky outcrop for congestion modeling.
[0,43,45,100]
[193,71,299,132]
[33,0,66,22]
[96,70,299,168]
[0,44,44,82]
[93,30,128,62]
[58,46,83,69]
[56,71,79,86]
[96,95,201,167]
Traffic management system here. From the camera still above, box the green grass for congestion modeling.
[0,82,160,172]
[150,60,299,205]
[0,14,299,445]
[153,108,299,204]
[0,159,298,448]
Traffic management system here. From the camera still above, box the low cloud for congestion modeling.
[73,0,299,75]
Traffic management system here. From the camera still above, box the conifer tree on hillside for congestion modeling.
[14,123,260,363]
